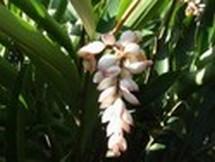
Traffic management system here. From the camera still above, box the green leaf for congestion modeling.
[175,62,215,99]
[140,71,179,105]
[9,0,76,60]
[125,0,170,29]
[0,5,80,105]
[78,78,98,160]
[116,0,131,20]
[5,63,27,162]
[0,56,17,89]
[70,0,96,38]
[53,0,68,22]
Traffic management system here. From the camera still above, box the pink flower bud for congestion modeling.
[93,71,104,83]
[98,86,116,103]
[122,109,134,125]
[98,54,118,70]
[124,43,141,55]
[78,41,105,56]
[102,105,115,123]
[97,77,117,91]
[82,56,96,73]
[121,87,140,105]
[125,61,147,74]
[108,134,127,152]
[105,66,121,77]
[106,119,122,137]
[119,30,139,45]
[120,77,139,92]
[100,95,116,109]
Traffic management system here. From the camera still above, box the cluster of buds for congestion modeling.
[184,0,205,17]
[78,31,152,157]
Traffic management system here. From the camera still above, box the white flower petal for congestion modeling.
[121,88,140,105]
[117,137,127,152]
[102,106,115,123]
[93,71,104,83]
[119,30,138,44]
[78,41,105,55]
[108,134,127,152]
[124,43,141,55]
[112,98,126,117]
[195,0,201,4]
[122,109,133,125]
[98,54,118,70]
[105,66,121,77]
[125,61,147,74]
[108,134,120,149]
[121,69,132,78]
[97,77,116,91]
[120,120,131,133]
[120,77,139,92]
[100,95,116,109]
[106,118,123,137]
[106,149,121,157]
[98,86,116,103]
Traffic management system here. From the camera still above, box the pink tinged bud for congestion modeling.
[97,77,117,91]
[120,77,139,92]
[105,66,121,77]
[78,41,105,56]
[106,147,121,157]
[120,120,131,133]
[121,87,140,105]
[101,33,116,46]
[98,54,118,70]
[93,71,104,83]
[124,43,141,55]
[106,119,122,137]
[101,97,126,123]
[119,30,138,44]
[108,134,127,152]
[112,98,126,117]
[82,56,97,73]
[106,117,131,137]
[98,86,116,103]
[122,109,134,125]
[102,105,115,123]
[121,69,132,78]
[125,61,147,74]
[100,94,116,109]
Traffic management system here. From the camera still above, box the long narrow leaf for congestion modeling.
[0,5,80,105]
[9,0,76,59]
[70,0,96,38]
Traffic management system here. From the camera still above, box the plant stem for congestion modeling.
[111,0,141,35]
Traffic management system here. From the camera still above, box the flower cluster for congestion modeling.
[184,0,205,17]
[78,31,152,157]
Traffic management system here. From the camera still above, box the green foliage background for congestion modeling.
[0,0,214,162]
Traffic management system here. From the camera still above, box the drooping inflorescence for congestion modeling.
[78,30,152,157]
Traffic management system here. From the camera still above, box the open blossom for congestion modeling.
[184,0,205,17]
[78,30,152,157]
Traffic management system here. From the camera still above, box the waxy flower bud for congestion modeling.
[78,41,105,56]
[184,0,205,17]
[98,54,118,70]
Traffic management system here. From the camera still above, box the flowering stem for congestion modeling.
[111,0,141,35]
